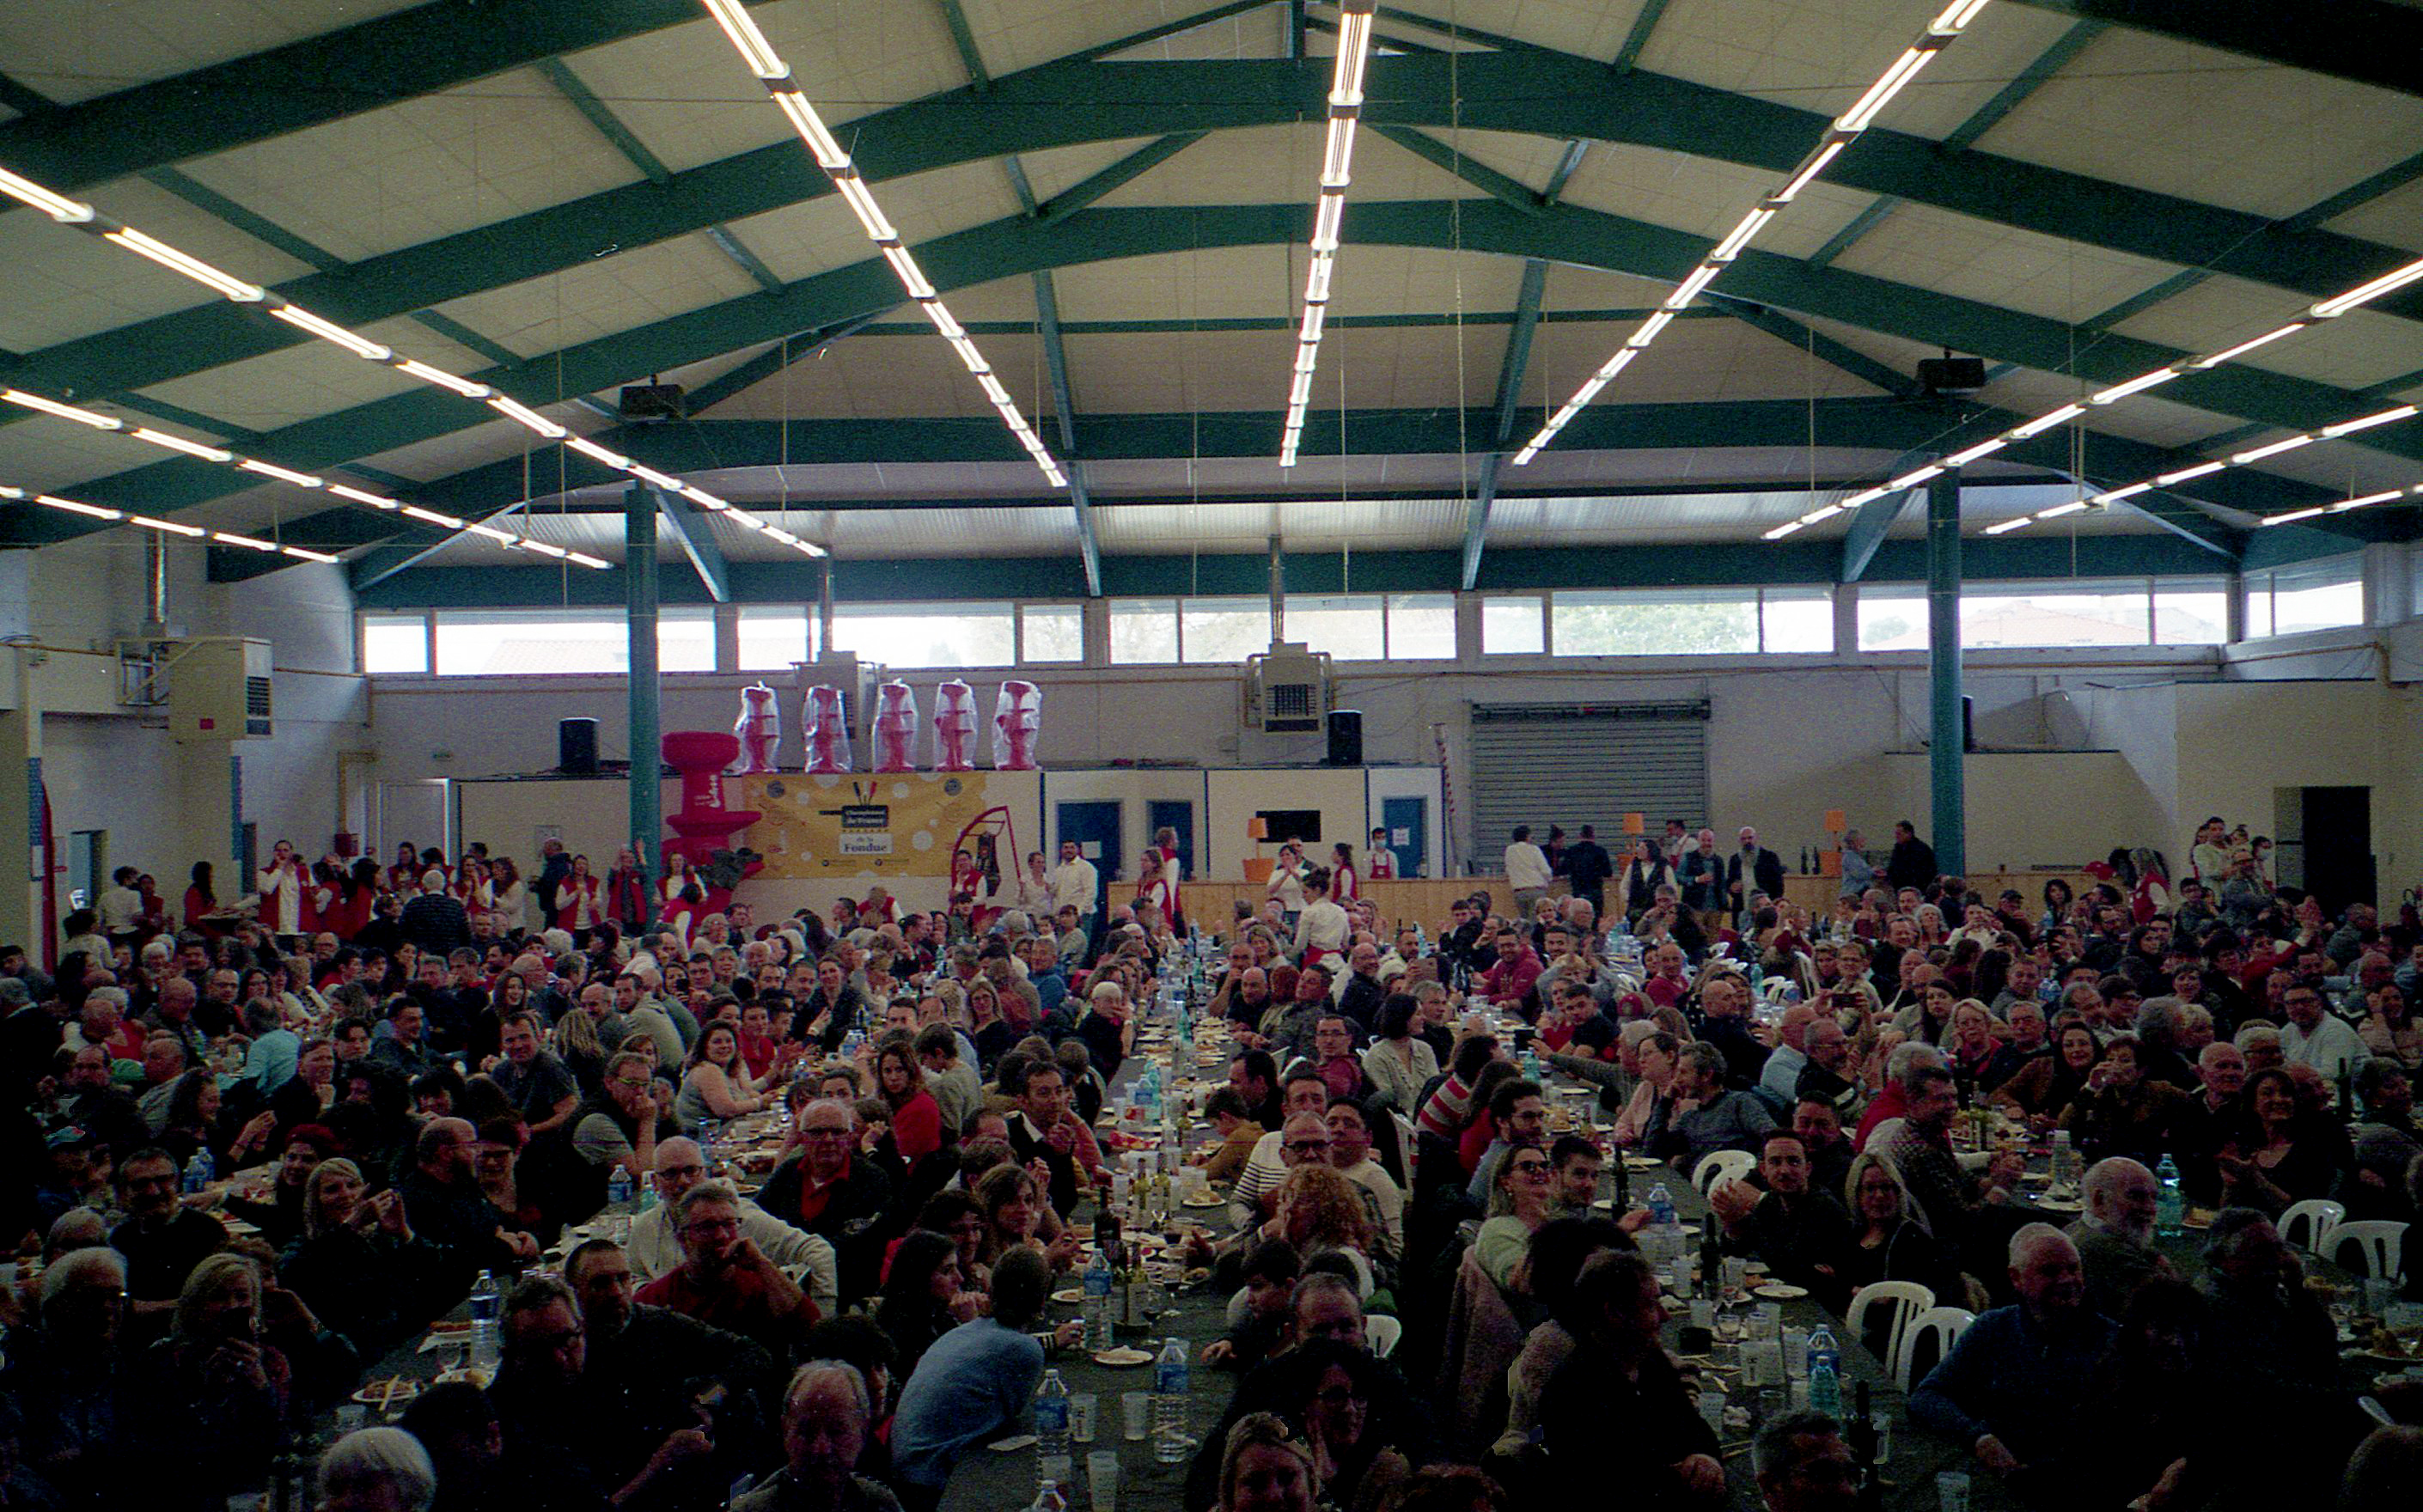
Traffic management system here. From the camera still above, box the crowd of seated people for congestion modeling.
[0,813,2417,1510]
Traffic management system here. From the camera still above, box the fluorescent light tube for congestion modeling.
[2231,436,2313,464]
[565,552,610,569]
[1304,255,1334,304]
[1331,12,1373,107]
[949,336,991,374]
[1311,192,1346,253]
[1983,517,2030,534]
[106,228,265,302]
[2152,461,2225,486]
[37,495,121,521]
[1664,263,1721,309]
[1928,0,1993,36]
[400,506,464,528]
[488,397,566,438]
[1290,373,1315,406]
[565,436,633,470]
[1595,349,1638,381]
[2036,501,2089,519]
[1944,438,2006,466]
[1042,467,1068,489]
[129,514,207,536]
[3,389,121,430]
[327,484,399,509]
[466,523,518,542]
[281,546,341,564]
[238,459,324,488]
[2088,368,2177,405]
[701,0,790,80]
[1888,464,1944,490]
[2092,483,2154,503]
[2311,255,2423,318]
[1836,47,1932,131]
[211,531,278,552]
[881,246,935,299]
[0,166,94,223]
[129,428,233,461]
[1321,117,1358,188]
[2008,403,2083,439]
[270,305,392,361]
[921,300,967,340]
[1800,503,1846,524]
[831,174,897,241]
[396,360,491,399]
[2329,491,2402,511]
[524,540,569,558]
[1773,140,1846,203]
[2193,323,2304,369]
[2320,405,2418,439]
[1628,310,1674,348]
[2256,507,2325,527]
[1838,486,1890,510]
[1511,442,1543,466]
[1762,521,1806,540]
[679,485,728,510]
[1709,208,1775,262]
[628,464,684,491]
[1299,304,1327,344]
[771,91,851,168]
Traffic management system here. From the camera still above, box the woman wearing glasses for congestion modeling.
[1473,1143,1559,1290]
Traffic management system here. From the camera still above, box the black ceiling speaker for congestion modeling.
[619,383,687,422]
[1917,356,1987,395]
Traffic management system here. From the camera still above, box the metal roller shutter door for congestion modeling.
[1468,703,1710,867]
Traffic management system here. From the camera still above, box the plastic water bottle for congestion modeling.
[1807,1323,1841,1385]
[1082,1248,1115,1350]
[607,1164,633,1207]
[1809,1354,1842,1418]
[1152,1336,1189,1463]
[1782,980,1802,1007]
[1646,1182,1677,1228]
[181,1147,215,1196]
[1035,1368,1072,1494]
[468,1270,502,1373]
[2155,1153,2184,1237]
[2050,1130,2081,1195]
[699,1119,720,1168]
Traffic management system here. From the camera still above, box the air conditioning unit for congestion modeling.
[1243,642,1333,734]
[165,637,273,742]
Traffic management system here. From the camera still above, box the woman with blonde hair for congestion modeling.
[137,1253,293,1503]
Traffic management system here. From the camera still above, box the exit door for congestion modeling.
[1381,796,1427,880]
[1054,801,1121,918]
[2294,786,2374,918]
[66,830,104,911]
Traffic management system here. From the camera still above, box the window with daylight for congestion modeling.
[1182,597,1274,664]
[2245,554,2365,638]
[1480,594,1546,655]
[828,602,1015,669]
[1282,594,1385,661]
[1856,588,1929,652]
[737,606,814,671]
[361,613,429,674]
[1962,582,2150,649]
[430,608,714,675]
[1108,598,1180,664]
[1548,585,1832,655]
[1385,593,1457,659]
[1020,604,1083,662]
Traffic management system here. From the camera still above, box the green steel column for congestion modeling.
[626,485,662,898]
[1926,469,1965,876]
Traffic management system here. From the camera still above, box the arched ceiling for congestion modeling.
[0,0,2419,591]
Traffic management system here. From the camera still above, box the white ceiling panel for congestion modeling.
[2109,275,2423,395]
[1832,200,2186,326]
[0,0,430,106]
[428,235,762,360]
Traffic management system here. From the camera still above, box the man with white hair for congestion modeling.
[1075,978,1132,1081]
[314,1427,436,1512]
[734,1362,903,1512]
[2063,1157,2170,1316]
[626,1137,837,1314]
[1911,1223,2115,1479]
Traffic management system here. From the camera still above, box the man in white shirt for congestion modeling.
[1049,839,1100,938]
[2279,981,2368,1084]
[97,867,147,945]
[257,840,306,941]
[1504,824,1553,913]
[625,1137,838,1315]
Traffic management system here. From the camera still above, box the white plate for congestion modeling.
[1752,1283,1810,1300]
[2032,1197,2084,1213]
[1051,1289,1083,1305]
[1091,1347,1154,1367]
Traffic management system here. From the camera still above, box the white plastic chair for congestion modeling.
[1893,1305,1975,1392]
[1846,1281,1935,1377]
[2278,1198,2347,1253]
[1365,1314,1402,1359]
[2322,1219,2408,1280]
[1692,1149,1758,1195]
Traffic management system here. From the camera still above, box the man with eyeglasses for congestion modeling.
[1709,1130,1855,1311]
[627,1137,837,1314]
[108,1146,226,1337]
[1754,1410,1861,1512]
[559,1051,663,1220]
[760,1099,894,1301]
[1238,1113,1337,1247]
[635,1179,820,1359]
[492,1274,719,1510]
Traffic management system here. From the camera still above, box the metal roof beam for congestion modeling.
[29,197,2410,548]
[1938,21,2104,152]
[1367,126,1545,216]
[1840,486,1920,582]
[1461,452,1503,591]
[0,0,772,193]
[2003,0,2423,100]
[1712,296,1916,398]
[654,485,731,602]
[1034,271,1102,596]
[14,51,2423,420]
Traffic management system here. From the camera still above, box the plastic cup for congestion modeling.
[1071,1393,1097,1443]
[1088,1451,1120,1512]
[1938,1470,1971,1512]
[1121,1392,1151,1442]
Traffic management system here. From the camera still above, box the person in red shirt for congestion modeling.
[636,1179,820,1357]
[1643,942,1692,1009]
[1480,926,1542,1012]
[875,1040,943,1168]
